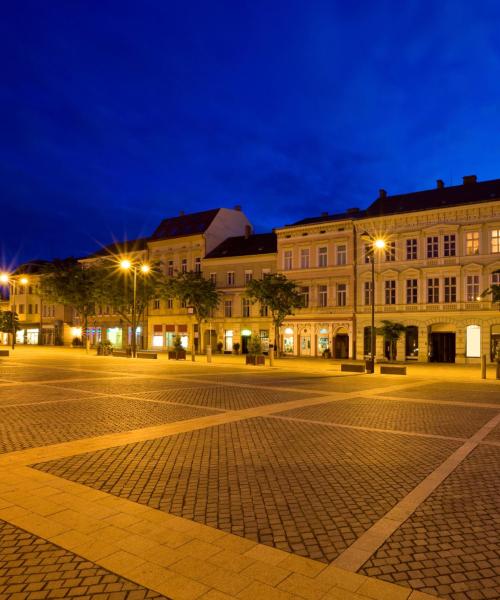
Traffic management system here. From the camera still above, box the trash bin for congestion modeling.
[365,358,374,373]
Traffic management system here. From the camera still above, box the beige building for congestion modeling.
[202,231,276,353]
[147,207,251,352]
[276,175,500,362]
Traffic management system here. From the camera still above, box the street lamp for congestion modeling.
[120,259,150,357]
[361,234,386,373]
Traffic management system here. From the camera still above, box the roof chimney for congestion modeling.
[463,175,477,185]
[179,210,185,216]
[379,189,387,199]
[436,179,444,189]
[244,225,252,239]
[234,204,242,211]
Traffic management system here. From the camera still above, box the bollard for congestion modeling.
[269,346,274,367]
[206,345,212,363]
[481,354,487,379]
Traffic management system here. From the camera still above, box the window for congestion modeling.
[28,286,33,294]
[210,273,217,285]
[300,248,310,269]
[167,298,173,309]
[492,271,500,285]
[364,243,371,264]
[491,229,500,253]
[428,278,440,303]
[336,245,347,265]
[443,234,456,257]
[318,285,328,307]
[336,283,347,306]
[19,304,25,314]
[224,300,232,317]
[466,231,479,255]
[181,258,187,273]
[384,280,396,305]
[194,257,201,273]
[260,304,268,317]
[318,247,328,267]
[153,299,160,310]
[28,304,33,314]
[385,241,396,262]
[242,298,250,317]
[466,325,481,358]
[299,286,309,308]
[167,260,174,277]
[406,238,417,260]
[227,271,235,286]
[444,277,456,303]
[364,281,372,305]
[262,268,271,276]
[466,275,480,301]
[406,279,418,304]
[244,270,253,284]
[284,250,292,270]
[427,236,439,258]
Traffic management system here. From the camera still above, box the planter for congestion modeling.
[168,350,186,360]
[246,355,265,366]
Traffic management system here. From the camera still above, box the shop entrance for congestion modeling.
[429,332,456,363]
[300,335,311,356]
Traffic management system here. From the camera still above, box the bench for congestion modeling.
[0,350,9,357]
[380,365,407,375]
[137,352,157,359]
[113,350,130,358]
[340,363,365,373]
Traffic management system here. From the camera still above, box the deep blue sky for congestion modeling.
[1,0,500,268]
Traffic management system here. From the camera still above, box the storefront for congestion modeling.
[283,327,294,353]
[16,328,39,344]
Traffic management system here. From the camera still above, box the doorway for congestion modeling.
[300,335,311,356]
[334,334,349,358]
[429,332,456,363]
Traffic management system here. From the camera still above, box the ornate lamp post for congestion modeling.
[360,234,386,373]
[120,260,150,358]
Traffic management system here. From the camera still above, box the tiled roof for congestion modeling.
[150,209,220,240]
[291,210,363,226]
[205,233,277,259]
[13,260,51,275]
[366,177,500,217]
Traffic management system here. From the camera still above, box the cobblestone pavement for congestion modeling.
[275,397,498,439]
[32,417,460,563]
[0,519,170,599]
[379,382,500,405]
[0,349,499,600]
[360,445,500,600]
[0,396,217,453]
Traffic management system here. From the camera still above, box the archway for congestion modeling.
[429,323,456,363]
[334,327,349,359]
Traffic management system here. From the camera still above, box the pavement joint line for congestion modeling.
[332,409,500,573]
[0,373,148,387]
[0,465,428,600]
[360,392,500,410]
[268,413,469,443]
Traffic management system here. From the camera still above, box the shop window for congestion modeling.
[466,325,481,357]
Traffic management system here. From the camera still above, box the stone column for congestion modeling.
[396,336,406,362]
[418,325,428,362]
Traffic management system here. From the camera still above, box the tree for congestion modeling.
[480,269,500,304]
[245,274,303,357]
[0,310,20,349]
[376,320,406,361]
[161,271,219,361]
[40,258,103,351]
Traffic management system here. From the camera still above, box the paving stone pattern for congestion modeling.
[48,378,211,395]
[360,444,500,600]
[33,417,460,563]
[0,398,217,454]
[0,518,170,599]
[131,385,319,410]
[0,386,92,406]
[276,397,498,438]
[380,382,500,405]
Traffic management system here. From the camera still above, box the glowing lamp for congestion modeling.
[0,273,9,284]
[374,239,386,249]
[120,259,131,270]
[20,277,29,285]
[140,264,150,273]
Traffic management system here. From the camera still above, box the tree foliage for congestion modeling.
[376,320,406,361]
[40,258,102,345]
[0,310,20,349]
[160,271,219,359]
[480,269,500,304]
[245,273,303,356]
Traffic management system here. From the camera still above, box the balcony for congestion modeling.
[358,301,497,313]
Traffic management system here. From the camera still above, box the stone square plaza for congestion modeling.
[0,348,498,600]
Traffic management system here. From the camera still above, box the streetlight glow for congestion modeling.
[20,277,29,285]
[140,264,150,273]
[374,239,386,249]
[120,259,131,270]
[0,273,9,284]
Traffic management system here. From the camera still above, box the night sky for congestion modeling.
[2,1,500,268]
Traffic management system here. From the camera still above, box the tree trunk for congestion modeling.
[274,322,280,358]
[84,315,89,354]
